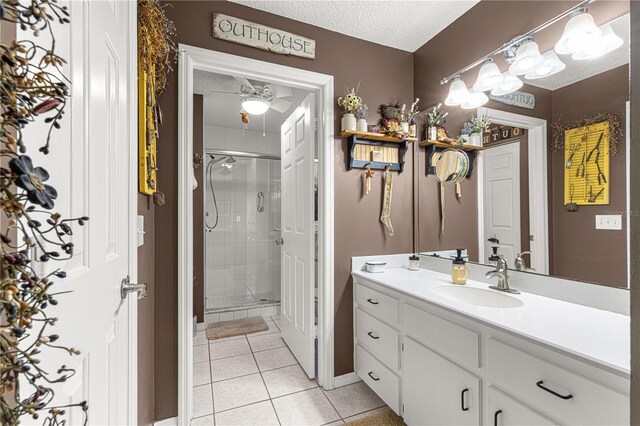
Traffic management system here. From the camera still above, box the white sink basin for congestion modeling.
[431,285,524,308]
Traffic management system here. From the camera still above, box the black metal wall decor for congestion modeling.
[1,2,88,425]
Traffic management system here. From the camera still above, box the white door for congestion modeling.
[20,1,137,424]
[280,93,316,378]
[483,142,521,266]
[403,338,481,426]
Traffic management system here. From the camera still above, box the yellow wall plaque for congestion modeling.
[564,121,609,206]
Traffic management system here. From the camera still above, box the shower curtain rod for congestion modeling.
[205,149,281,161]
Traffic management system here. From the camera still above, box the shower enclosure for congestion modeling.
[204,150,281,313]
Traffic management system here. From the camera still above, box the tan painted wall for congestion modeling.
[151,0,414,419]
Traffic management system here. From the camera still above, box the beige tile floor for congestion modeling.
[192,315,388,425]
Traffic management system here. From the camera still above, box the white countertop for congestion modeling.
[353,266,630,376]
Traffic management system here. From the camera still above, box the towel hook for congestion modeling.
[384,163,391,172]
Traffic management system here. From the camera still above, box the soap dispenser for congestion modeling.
[487,238,500,266]
[451,249,468,285]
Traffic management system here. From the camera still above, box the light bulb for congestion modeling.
[473,59,504,92]
[525,50,566,80]
[445,77,471,106]
[572,24,623,60]
[509,38,545,75]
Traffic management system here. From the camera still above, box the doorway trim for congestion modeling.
[177,44,335,424]
[476,107,549,274]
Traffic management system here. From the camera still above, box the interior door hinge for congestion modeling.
[313,325,319,339]
[314,221,319,235]
[314,116,319,132]
[401,342,404,351]
[402,404,405,414]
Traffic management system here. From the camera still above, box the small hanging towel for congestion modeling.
[380,169,394,236]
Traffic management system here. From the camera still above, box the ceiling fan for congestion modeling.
[210,76,294,115]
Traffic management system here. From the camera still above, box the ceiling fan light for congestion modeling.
[461,91,489,109]
[571,24,623,60]
[445,76,471,106]
[241,97,270,115]
[490,71,523,96]
[525,50,566,80]
[509,38,545,75]
[473,59,504,92]
[555,9,602,55]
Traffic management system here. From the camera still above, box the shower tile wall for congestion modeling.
[204,125,281,314]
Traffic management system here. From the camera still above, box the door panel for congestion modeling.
[19,1,135,424]
[483,142,521,265]
[280,93,316,378]
[403,338,481,426]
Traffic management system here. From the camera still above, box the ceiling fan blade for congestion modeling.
[270,98,292,113]
[232,75,255,91]
[269,84,294,99]
[209,90,243,96]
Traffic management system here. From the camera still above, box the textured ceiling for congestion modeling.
[526,14,629,91]
[228,0,480,52]
[193,70,308,133]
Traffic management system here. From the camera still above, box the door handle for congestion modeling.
[367,331,379,340]
[367,371,380,381]
[275,238,284,246]
[257,192,264,212]
[121,276,147,300]
[461,388,469,411]
[366,298,379,305]
[494,410,502,426]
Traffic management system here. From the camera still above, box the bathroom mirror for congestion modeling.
[416,2,630,289]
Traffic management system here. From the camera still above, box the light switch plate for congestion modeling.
[595,214,622,230]
[137,215,145,247]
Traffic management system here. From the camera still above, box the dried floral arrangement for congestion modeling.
[551,113,622,156]
[1,1,88,424]
[396,98,421,124]
[425,103,449,127]
[337,85,363,115]
[461,114,492,136]
[137,0,178,95]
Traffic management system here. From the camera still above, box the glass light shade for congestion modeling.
[491,71,523,96]
[525,50,566,80]
[571,24,623,60]
[461,91,489,109]
[555,10,602,55]
[241,97,270,115]
[444,77,471,106]
[473,59,504,92]
[509,39,545,75]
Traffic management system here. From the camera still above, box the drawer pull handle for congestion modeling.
[367,331,379,340]
[366,298,379,305]
[460,388,469,412]
[494,410,502,426]
[536,380,573,400]
[367,371,380,381]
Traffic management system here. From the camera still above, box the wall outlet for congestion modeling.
[137,215,145,247]
[595,214,622,230]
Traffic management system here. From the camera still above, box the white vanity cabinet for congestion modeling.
[353,278,630,426]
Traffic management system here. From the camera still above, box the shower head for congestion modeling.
[209,155,237,166]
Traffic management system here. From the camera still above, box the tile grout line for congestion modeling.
[319,386,344,422]
[249,339,283,426]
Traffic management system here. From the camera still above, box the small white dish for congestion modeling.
[365,261,386,273]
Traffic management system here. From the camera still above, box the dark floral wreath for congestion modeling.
[551,112,623,156]
[1,1,88,425]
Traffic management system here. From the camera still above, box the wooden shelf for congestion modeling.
[340,130,417,143]
[419,140,486,151]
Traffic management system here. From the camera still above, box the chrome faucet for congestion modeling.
[514,251,531,271]
[485,257,520,294]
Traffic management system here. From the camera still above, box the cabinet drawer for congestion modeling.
[487,339,629,425]
[355,283,399,326]
[402,303,479,369]
[356,344,400,414]
[356,308,399,369]
[487,386,557,426]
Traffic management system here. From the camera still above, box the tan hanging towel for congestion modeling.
[380,169,394,236]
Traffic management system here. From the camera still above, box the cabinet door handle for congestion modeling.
[367,331,379,340]
[366,298,379,305]
[494,410,502,426]
[367,371,380,381]
[460,388,469,411]
[536,380,573,400]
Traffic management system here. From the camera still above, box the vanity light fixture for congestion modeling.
[555,7,602,55]
[473,59,504,92]
[525,50,566,80]
[461,90,489,109]
[572,23,623,60]
[491,71,523,96]
[241,96,270,115]
[444,76,471,106]
[509,37,546,76]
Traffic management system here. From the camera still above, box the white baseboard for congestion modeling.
[334,372,361,388]
[154,417,178,426]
